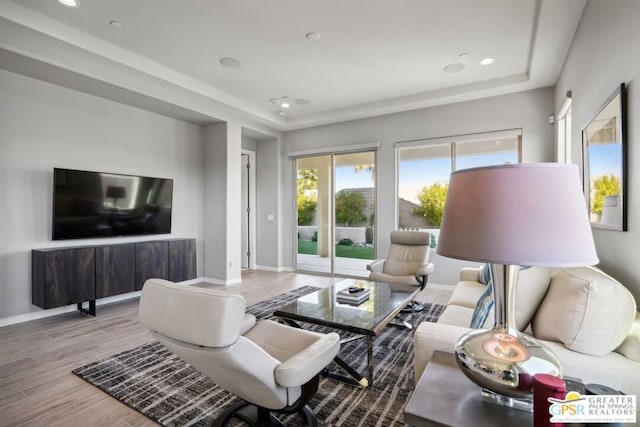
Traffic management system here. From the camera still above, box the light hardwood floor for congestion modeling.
[0,270,452,427]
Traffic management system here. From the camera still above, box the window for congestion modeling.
[396,130,521,231]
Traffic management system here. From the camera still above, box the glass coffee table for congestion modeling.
[273,278,420,387]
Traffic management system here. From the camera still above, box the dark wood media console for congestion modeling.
[32,238,196,316]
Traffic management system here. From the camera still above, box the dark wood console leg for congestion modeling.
[77,300,96,316]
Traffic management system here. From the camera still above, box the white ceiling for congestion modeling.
[0,0,586,131]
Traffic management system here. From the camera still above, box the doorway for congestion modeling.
[295,150,376,277]
[241,151,256,269]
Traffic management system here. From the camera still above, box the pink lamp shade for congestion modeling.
[436,163,599,267]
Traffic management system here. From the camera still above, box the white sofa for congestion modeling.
[414,266,640,397]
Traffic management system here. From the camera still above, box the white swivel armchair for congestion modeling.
[367,230,434,312]
[139,278,340,427]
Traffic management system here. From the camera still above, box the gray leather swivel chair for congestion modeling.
[139,278,340,427]
[367,230,434,312]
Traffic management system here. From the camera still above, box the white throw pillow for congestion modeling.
[615,311,640,361]
[513,267,551,330]
[532,267,636,356]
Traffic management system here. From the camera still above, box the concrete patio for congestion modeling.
[296,253,371,277]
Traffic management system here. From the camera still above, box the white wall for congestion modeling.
[256,137,284,270]
[203,123,243,284]
[0,69,205,319]
[555,0,640,304]
[283,87,556,284]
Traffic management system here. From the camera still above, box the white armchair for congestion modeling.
[367,230,434,311]
[139,278,340,427]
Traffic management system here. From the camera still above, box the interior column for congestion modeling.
[203,122,242,284]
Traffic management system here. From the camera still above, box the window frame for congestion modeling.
[395,129,522,231]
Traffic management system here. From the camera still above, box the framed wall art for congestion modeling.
[582,83,627,231]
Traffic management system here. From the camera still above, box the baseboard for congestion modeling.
[0,277,206,328]
[0,292,139,328]
[254,265,294,272]
[201,276,243,286]
[177,277,204,286]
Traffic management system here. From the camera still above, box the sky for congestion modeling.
[335,166,374,192]
[588,143,622,179]
[332,145,620,204]
[336,151,517,203]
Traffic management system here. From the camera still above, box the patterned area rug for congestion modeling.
[73,286,445,427]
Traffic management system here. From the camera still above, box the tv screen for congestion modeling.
[53,168,173,240]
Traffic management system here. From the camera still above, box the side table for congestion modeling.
[405,351,533,426]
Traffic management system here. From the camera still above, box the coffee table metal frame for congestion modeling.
[273,279,420,388]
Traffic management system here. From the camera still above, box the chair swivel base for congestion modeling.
[213,401,317,427]
[390,301,424,329]
[401,300,424,313]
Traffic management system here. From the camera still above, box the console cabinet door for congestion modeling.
[32,248,95,309]
[135,241,169,290]
[96,244,135,298]
[169,239,197,282]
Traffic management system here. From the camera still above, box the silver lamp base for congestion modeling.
[455,327,562,399]
[481,388,533,412]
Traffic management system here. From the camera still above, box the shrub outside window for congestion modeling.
[397,130,522,237]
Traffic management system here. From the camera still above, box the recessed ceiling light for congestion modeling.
[277,110,286,116]
[269,98,281,104]
[295,98,310,105]
[305,32,321,41]
[109,20,122,28]
[281,102,291,109]
[480,57,495,65]
[459,53,469,59]
[58,0,77,6]
[219,57,242,68]
[443,63,466,73]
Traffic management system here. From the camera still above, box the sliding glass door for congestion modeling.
[295,151,376,277]
[334,152,375,276]
[296,155,332,274]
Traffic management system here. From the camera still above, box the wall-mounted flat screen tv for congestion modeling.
[53,168,173,240]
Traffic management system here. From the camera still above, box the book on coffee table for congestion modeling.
[337,295,370,305]
[336,287,370,304]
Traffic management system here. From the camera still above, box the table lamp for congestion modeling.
[106,185,126,209]
[436,163,598,405]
